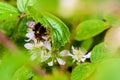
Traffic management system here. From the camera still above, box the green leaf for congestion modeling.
[43,13,70,49]
[91,43,108,63]
[74,19,109,41]
[0,2,19,20]
[17,0,37,13]
[17,0,30,12]
[43,71,68,80]
[28,8,70,49]
[0,54,29,80]
[0,18,18,36]
[71,63,95,80]
[90,59,120,80]
[13,66,34,80]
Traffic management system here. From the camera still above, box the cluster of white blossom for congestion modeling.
[24,21,91,66]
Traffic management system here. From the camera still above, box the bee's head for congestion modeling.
[34,23,41,31]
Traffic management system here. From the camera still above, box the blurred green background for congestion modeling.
[1,0,120,80]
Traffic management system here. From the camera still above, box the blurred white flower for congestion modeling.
[25,29,37,43]
[24,43,34,50]
[24,21,52,64]
[71,46,86,62]
[47,50,70,66]
[47,47,91,66]
[24,21,52,50]
[69,46,91,63]
[24,28,51,50]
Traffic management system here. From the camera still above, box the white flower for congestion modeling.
[69,46,90,63]
[71,46,86,62]
[24,43,34,50]
[24,42,51,62]
[47,50,70,66]
[25,29,37,43]
[24,21,52,63]
[24,27,52,50]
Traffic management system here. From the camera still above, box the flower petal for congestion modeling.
[72,46,78,55]
[26,21,36,29]
[81,52,91,62]
[85,52,91,58]
[26,29,34,38]
[48,60,53,66]
[24,43,34,50]
[44,41,51,50]
[57,58,65,65]
[60,50,71,56]
[81,56,86,62]
[26,29,37,43]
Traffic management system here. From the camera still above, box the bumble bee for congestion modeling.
[26,21,49,41]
